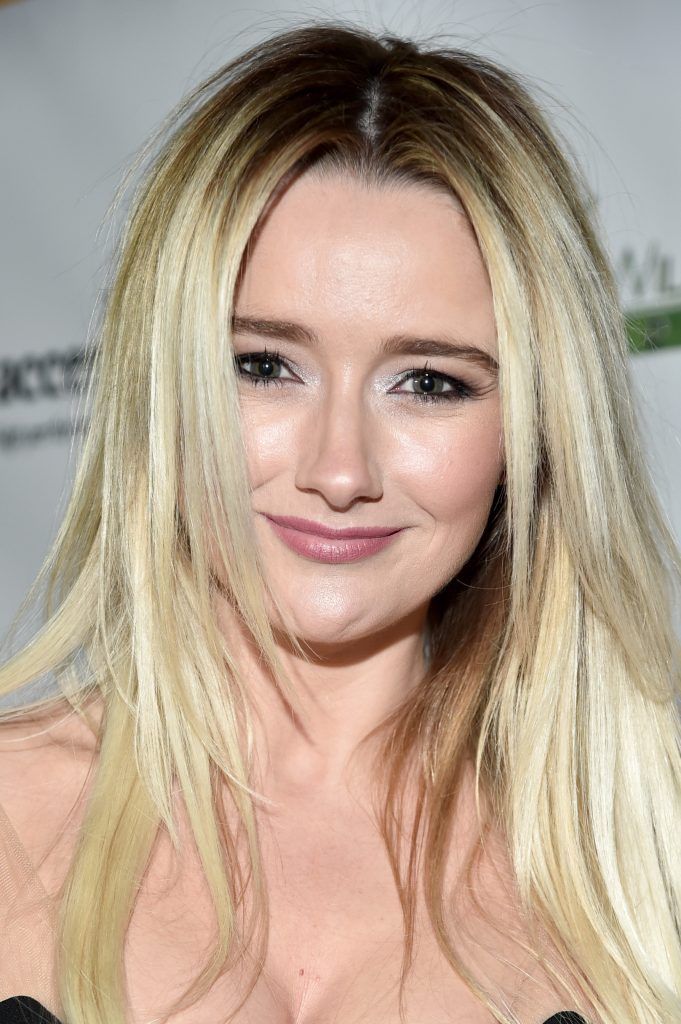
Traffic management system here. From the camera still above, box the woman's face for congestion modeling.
[231,171,503,648]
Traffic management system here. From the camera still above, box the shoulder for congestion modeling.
[0,696,102,891]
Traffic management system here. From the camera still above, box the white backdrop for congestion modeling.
[1,0,680,643]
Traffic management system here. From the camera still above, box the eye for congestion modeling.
[392,366,478,404]
[234,348,295,386]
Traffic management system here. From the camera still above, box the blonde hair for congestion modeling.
[1,19,680,1024]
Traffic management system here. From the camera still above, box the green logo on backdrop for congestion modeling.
[626,301,681,353]
[618,245,681,353]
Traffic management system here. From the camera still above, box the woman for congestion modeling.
[0,20,679,1024]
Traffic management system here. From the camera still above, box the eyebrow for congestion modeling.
[231,314,499,376]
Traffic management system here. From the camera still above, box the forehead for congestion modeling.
[236,171,495,351]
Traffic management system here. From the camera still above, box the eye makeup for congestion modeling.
[233,348,483,405]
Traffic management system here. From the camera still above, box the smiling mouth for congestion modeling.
[262,513,402,540]
[261,514,403,563]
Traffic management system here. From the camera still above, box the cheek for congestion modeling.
[394,408,504,529]
[239,403,295,485]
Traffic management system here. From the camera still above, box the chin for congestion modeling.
[262,579,427,652]
[273,616,369,647]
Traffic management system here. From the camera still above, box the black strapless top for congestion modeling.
[0,997,589,1023]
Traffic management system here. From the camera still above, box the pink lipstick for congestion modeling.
[261,514,403,564]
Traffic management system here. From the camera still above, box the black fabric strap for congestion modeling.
[542,1013,588,1024]
[0,997,63,1023]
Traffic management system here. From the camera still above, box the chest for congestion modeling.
[120,796,561,1024]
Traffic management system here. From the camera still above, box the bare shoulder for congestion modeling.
[0,695,102,885]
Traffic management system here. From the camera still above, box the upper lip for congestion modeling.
[262,514,402,539]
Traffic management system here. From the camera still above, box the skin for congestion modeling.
[214,168,505,793]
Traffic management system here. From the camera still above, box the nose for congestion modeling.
[294,385,383,511]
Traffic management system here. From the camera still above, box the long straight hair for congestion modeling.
[1,20,680,1024]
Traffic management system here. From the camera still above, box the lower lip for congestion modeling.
[264,518,402,563]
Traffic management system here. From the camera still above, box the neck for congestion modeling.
[214,595,429,793]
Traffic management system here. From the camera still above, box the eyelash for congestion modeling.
[234,348,478,404]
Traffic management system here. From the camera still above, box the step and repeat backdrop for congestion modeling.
[1,0,680,643]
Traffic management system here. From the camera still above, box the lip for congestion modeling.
[261,514,403,564]
[263,514,401,539]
